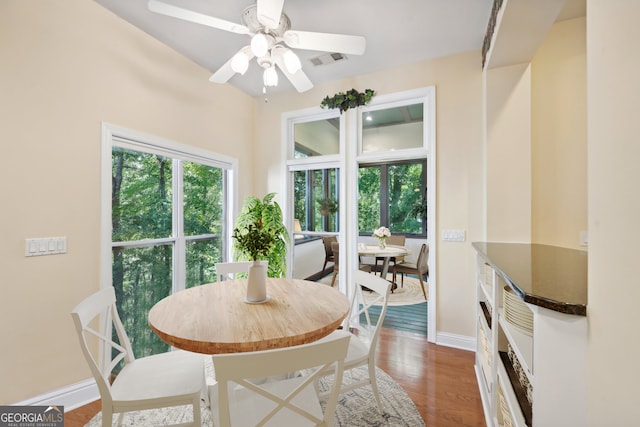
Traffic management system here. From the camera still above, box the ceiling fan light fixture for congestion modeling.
[230,51,250,74]
[250,33,269,57]
[263,66,278,87]
[283,49,302,74]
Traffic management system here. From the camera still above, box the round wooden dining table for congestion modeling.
[358,244,409,277]
[148,278,350,354]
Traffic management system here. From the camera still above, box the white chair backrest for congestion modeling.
[345,270,392,350]
[70,287,134,401]
[213,334,350,427]
[215,261,267,282]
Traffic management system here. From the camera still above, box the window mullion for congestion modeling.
[173,159,185,293]
[380,165,390,227]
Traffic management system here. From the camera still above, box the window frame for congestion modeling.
[358,158,428,237]
[100,122,239,293]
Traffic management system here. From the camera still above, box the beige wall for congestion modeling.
[0,1,254,403]
[254,51,484,339]
[485,17,587,248]
[587,1,640,424]
[532,17,587,249]
[485,63,533,242]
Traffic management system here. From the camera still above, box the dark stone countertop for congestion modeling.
[473,242,588,316]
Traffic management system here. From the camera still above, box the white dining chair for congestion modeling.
[317,269,391,414]
[215,261,267,282]
[212,334,350,427]
[71,287,205,427]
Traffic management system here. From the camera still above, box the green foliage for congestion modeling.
[233,193,289,277]
[358,162,426,235]
[232,224,276,261]
[320,88,375,114]
[111,148,224,358]
[410,192,428,221]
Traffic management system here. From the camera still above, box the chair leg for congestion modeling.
[418,275,427,300]
[330,271,338,287]
[101,409,113,427]
[192,393,202,426]
[368,361,384,415]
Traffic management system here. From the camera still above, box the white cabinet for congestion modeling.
[473,243,587,427]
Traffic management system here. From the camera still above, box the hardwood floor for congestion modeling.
[65,327,486,426]
[376,328,486,427]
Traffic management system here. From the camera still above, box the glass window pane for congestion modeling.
[358,166,381,233]
[293,168,339,232]
[388,163,423,234]
[112,148,172,242]
[294,118,340,157]
[362,103,424,153]
[112,245,172,357]
[186,239,219,287]
[293,170,307,229]
[183,162,223,237]
[359,161,426,236]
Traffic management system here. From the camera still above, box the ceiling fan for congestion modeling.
[148,0,366,93]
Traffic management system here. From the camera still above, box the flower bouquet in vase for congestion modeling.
[373,226,391,249]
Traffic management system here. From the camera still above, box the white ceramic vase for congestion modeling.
[246,260,267,303]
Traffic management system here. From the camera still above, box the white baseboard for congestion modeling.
[15,378,99,411]
[436,332,476,352]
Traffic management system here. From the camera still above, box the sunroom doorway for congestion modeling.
[283,87,436,341]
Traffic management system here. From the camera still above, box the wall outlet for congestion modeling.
[579,231,588,247]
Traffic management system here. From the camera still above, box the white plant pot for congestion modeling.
[246,261,268,303]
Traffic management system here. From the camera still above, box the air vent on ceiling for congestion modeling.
[310,52,348,66]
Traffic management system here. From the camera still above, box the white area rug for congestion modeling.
[86,358,424,426]
[319,273,428,306]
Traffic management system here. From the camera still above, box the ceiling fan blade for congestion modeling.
[256,0,285,30]
[274,55,313,93]
[209,46,254,83]
[284,30,366,55]
[148,0,249,35]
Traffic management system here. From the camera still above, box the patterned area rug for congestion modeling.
[319,273,428,306]
[86,358,424,426]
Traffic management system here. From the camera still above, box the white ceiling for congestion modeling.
[94,0,585,98]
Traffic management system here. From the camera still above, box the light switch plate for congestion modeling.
[25,237,67,257]
[442,229,466,242]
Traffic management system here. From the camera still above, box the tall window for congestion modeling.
[358,160,427,237]
[287,113,342,236]
[104,126,234,357]
[294,168,339,233]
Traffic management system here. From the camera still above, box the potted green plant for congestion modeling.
[317,197,338,216]
[232,223,276,302]
[233,193,289,280]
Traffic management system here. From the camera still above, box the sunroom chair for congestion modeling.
[329,241,372,287]
[391,243,429,300]
[318,269,391,414]
[212,334,350,427]
[215,261,267,282]
[71,287,205,427]
[374,234,406,276]
[321,235,337,271]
